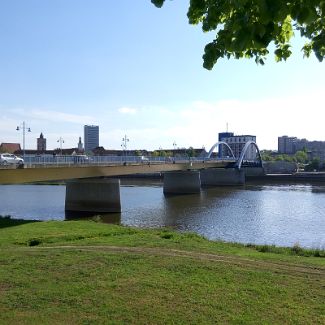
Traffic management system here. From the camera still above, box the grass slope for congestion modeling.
[0,218,324,324]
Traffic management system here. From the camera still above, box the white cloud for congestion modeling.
[30,109,98,125]
[118,107,137,115]
[1,92,324,151]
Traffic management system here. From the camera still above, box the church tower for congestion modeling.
[37,132,46,152]
[78,136,84,152]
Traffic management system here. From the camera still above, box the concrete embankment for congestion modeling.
[247,172,325,182]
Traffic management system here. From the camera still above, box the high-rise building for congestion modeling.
[218,132,256,159]
[84,125,99,152]
[278,136,298,154]
[278,136,325,160]
[37,133,46,152]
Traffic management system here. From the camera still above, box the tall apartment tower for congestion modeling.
[37,133,46,152]
[278,136,297,154]
[84,125,99,152]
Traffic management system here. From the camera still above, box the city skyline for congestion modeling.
[3,128,325,154]
[0,1,324,151]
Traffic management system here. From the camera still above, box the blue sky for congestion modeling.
[0,0,324,152]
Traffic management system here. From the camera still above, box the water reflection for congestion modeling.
[0,181,325,248]
[65,210,121,224]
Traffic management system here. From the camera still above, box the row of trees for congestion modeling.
[261,150,325,171]
[151,147,197,157]
[261,150,308,163]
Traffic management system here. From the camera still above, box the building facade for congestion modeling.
[84,125,99,152]
[77,137,84,152]
[37,133,46,152]
[218,132,234,158]
[0,143,21,154]
[218,132,257,159]
[278,136,298,154]
[278,135,325,161]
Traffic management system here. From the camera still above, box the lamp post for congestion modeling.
[173,141,177,157]
[16,121,31,160]
[121,135,129,162]
[57,137,64,155]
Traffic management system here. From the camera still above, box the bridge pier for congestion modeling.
[65,179,121,213]
[163,171,201,194]
[200,168,245,186]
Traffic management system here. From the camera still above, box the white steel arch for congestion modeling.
[206,141,235,159]
[236,141,263,169]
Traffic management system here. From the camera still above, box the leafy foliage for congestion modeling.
[187,146,196,157]
[151,0,325,69]
[305,157,322,171]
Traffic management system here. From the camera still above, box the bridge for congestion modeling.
[0,160,233,184]
[0,141,263,213]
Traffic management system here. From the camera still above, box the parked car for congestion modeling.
[0,153,24,166]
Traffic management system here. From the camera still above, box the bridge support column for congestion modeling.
[163,171,201,194]
[65,179,121,213]
[200,168,245,186]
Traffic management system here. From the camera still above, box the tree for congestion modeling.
[275,154,294,162]
[187,146,196,157]
[305,157,321,171]
[159,150,167,157]
[151,0,325,69]
[260,150,274,161]
[294,150,308,163]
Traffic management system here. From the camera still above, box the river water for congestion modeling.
[1,180,324,249]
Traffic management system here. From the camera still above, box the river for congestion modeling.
[1,180,324,249]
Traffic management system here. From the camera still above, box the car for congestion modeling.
[0,153,24,166]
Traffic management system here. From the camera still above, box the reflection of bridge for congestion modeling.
[0,141,263,214]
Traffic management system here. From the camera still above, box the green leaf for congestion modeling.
[151,0,165,8]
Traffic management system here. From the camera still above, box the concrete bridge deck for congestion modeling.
[0,161,232,184]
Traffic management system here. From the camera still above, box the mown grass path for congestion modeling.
[26,245,325,277]
[0,219,324,324]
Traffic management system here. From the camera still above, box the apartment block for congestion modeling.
[84,125,99,152]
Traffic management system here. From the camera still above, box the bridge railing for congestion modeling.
[16,155,234,168]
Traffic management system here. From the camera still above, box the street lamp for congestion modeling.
[57,137,64,155]
[121,135,129,161]
[173,141,177,157]
[16,121,31,159]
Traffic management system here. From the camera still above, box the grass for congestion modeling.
[0,215,41,229]
[245,242,325,258]
[0,216,324,324]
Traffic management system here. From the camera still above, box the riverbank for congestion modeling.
[1,218,324,324]
[248,171,325,182]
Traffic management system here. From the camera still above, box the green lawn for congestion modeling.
[0,217,324,324]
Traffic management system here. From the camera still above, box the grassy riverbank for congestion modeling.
[1,217,324,324]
